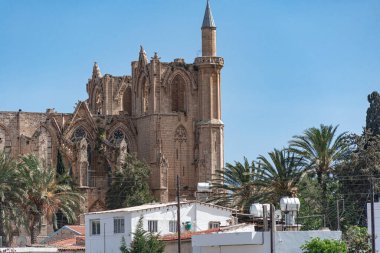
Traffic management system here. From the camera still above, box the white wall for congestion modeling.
[85,203,233,253]
[274,231,341,253]
[0,248,58,253]
[193,230,342,253]
[85,211,133,253]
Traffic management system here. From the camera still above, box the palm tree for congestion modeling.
[289,124,348,227]
[210,157,261,212]
[289,124,348,191]
[0,152,24,246]
[256,149,306,204]
[18,155,83,244]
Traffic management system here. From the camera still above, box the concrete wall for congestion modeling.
[163,240,192,253]
[85,203,233,253]
[193,230,342,253]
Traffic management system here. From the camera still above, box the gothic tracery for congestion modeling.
[71,126,87,142]
[174,125,187,143]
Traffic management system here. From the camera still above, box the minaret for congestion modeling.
[202,0,216,56]
[195,0,224,183]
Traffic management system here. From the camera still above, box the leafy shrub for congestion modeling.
[301,237,347,253]
[344,226,371,253]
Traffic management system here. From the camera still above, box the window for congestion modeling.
[208,221,220,229]
[91,219,100,235]
[114,217,125,233]
[71,127,87,142]
[169,220,177,233]
[148,220,158,233]
[110,129,125,145]
[171,75,185,112]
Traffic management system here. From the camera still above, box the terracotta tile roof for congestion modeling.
[58,247,85,252]
[159,228,221,241]
[47,237,85,251]
[65,225,85,235]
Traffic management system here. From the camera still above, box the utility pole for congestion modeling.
[270,204,276,253]
[371,177,376,253]
[336,199,344,231]
[336,200,340,231]
[177,175,181,253]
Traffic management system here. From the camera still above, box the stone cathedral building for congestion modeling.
[0,1,223,213]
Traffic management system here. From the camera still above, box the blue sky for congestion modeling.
[0,0,379,164]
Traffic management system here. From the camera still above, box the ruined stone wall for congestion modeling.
[0,112,46,157]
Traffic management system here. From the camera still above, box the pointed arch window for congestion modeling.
[171,75,186,113]
[123,87,132,115]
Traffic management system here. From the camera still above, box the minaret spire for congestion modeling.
[202,0,216,29]
[201,0,217,56]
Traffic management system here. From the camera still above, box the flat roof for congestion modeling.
[85,201,236,215]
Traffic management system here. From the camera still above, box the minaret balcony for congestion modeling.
[194,56,224,67]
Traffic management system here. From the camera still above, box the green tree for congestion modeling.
[106,153,154,209]
[335,131,380,228]
[301,238,347,253]
[344,226,371,253]
[120,216,165,253]
[366,91,380,136]
[256,149,305,204]
[18,154,83,244]
[297,175,340,230]
[210,157,260,212]
[56,150,65,176]
[0,152,25,246]
[297,176,324,230]
[289,124,348,227]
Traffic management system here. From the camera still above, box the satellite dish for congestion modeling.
[275,210,282,220]
[17,235,27,247]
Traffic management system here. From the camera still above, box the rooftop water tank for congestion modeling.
[250,203,270,217]
[197,182,212,192]
[280,197,300,212]
[274,209,282,220]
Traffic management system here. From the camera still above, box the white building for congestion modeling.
[85,201,235,253]
[192,224,342,253]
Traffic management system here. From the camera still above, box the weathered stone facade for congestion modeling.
[0,1,223,214]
